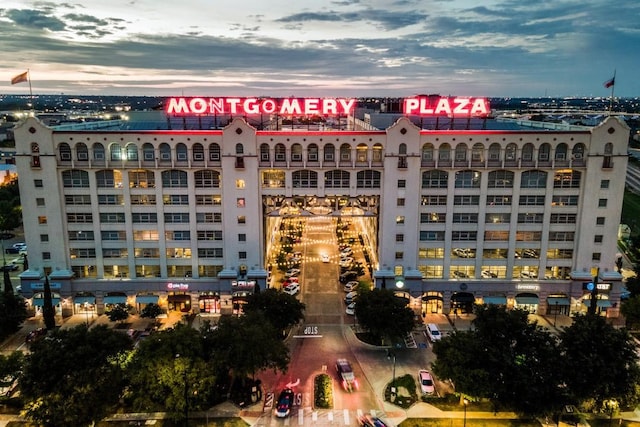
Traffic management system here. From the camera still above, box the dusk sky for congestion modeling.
[1,0,637,98]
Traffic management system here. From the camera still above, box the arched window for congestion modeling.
[455,143,467,161]
[471,143,484,162]
[292,170,318,188]
[340,144,351,161]
[291,143,303,161]
[356,144,368,162]
[31,143,40,167]
[454,170,480,188]
[159,143,171,161]
[522,143,534,161]
[488,143,501,161]
[161,170,188,187]
[110,143,123,161]
[505,143,517,161]
[209,143,221,161]
[422,143,434,161]
[76,143,89,161]
[325,170,350,188]
[176,143,188,161]
[308,144,319,161]
[31,143,39,154]
[399,143,407,155]
[438,143,451,161]
[356,170,381,188]
[488,170,514,188]
[59,142,72,161]
[194,170,220,188]
[604,142,613,155]
[521,170,547,188]
[260,143,270,161]
[555,143,568,160]
[125,143,138,161]
[192,143,204,161]
[142,143,155,161]
[372,143,383,162]
[538,143,551,161]
[324,144,335,161]
[235,143,244,155]
[422,170,448,188]
[572,143,585,159]
[274,144,286,161]
[93,143,105,161]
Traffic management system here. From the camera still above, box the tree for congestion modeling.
[432,305,566,417]
[621,295,640,329]
[0,351,24,395]
[3,268,13,294]
[20,325,132,427]
[0,292,28,339]
[42,275,56,330]
[140,302,163,319]
[558,314,640,410]
[243,288,306,336]
[107,303,131,323]
[354,288,415,343]
[125,324,217,423]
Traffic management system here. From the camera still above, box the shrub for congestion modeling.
[314,374,333,408]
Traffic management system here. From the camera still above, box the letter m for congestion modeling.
[166,98,190,114]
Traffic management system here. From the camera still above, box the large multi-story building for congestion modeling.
[13,96,629,320]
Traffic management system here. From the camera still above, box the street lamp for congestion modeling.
[387,349,396,398]
[463,397,469,427]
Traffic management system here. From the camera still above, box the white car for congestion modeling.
[285,268,301,278]
[343,281,359,292]
[481,270,497,278]
[345,291,358,304]
[339,257,354,267]
[520,270,536,279]
[418,370,435,394]
[340,247,353,257]
[345,302,356,315]
[283,283,300,295]
[321,253,330,263]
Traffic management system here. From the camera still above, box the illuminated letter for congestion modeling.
[166,98,190,114]
[403,98,419,115]
[280,99,302,115]
[226,98,242,114]
[189,98,208,114]
[452,98,470,116]
[337,99,356,115]
[262,99,277,114]
[209,98,225,114]
[323,99,337,115]
[419,98,433,115]
[434,98,452,115]
[470,98,489,116]
[304,98,320,115]
[244,98,260,114]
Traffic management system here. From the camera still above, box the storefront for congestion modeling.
[199,291,220,314]
[547,295,570,316]
[451,292,475,314]
[422,292,443,314]
[73,292,96,316]
[136,293,159,310]
[32,292,62,316]
[103,292,128,309]
[483,294,507,306]
[514,293,539,313]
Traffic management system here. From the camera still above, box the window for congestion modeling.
[262,170,285,188]
[601,180,610,189]
[308,144,319,161]
[164,213,189,223]
[598,198,607,208]
[596,217,605,225]
[62,170,90,187]
[594,235,603,243]
[292,170,318,188]
[454,195,479,205]
[237,198,245,207]
[236,179,245,189]
[551,195,578,206]
[487,170,514,188]
[239,233,246,242]
[34,179,43,188]
[420,231,445,241]
[452,231,477,241]
[99,213,125,223]
[68,213,94,223]
[209,143,221,161]
[553,170,581,188]
[40,234,49,242]
[454,170,480,188]
[239,251,247,259]
[485,213,510,223]
[521,170,547,188]
[125,144,138,161]
[36,198,45,207]
[550,214,577,224]
[397,179,406,189]
[453,213,479,223]
[130,194,156,205]
[163,194,189,205]
[421,212,445,223]
[196,213,222,223]
[192,143,204,161]
[198,248,224,258]
[197,230,223,240]
[291,144,303,161]
[43,252,51,260]
[422,195,447,205]
[324,144,335,161]
[194,170,220,188]
[143,143,155,161]
[592,253,601,261]
[397,198,405,207]
[238,215,246,224]
[340,144,351,161]
[549,231,574,241]
[356,170,381,188]
[129,170,155,188]
[93,143,105,161]
[176,143,188,161]
[196,195,222,205]
[159,143,171,160]
[68,231,94,241]
[132,212,158,223]
[396,216,405,224]
[519,195,545,206]
[396,234,404,242]
[324,170,350,188]
[133,230,159,240]
[235,143,244,155]
[486,195,512,205]
[76,143,89,161]
[395,251,404,260]
[59,143,71,160]
[70,248,96,259]
[96,169,122,188]
[518,213,544,223]
[110,143,123,161]
[166,231,191,240]
[98,194,124,205]
[38,216,47,224]
[161,170,188,187]
[422,170,448,188]
[101,231,126,240]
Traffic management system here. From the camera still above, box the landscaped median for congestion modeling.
[314,373,333,409]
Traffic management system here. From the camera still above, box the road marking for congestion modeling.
[344,409,350,425]
[291,335,323,338]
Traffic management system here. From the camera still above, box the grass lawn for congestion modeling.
[8,418,250,427]
[399,420,540,426]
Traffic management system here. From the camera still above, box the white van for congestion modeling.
[425,323,441,342]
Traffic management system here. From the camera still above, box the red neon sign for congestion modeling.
[166,97,357,116]
[403,96,490,117]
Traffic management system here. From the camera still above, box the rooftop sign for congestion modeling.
[166,97,357,116]
[403,96,490,118]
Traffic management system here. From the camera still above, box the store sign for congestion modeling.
[167,282,189,290]
[516,284,539,291]
[403,96,490,117]
[31,282,62,290]
[167,97,357,116]
[232,280,256,289]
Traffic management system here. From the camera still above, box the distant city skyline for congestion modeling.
[1,0,638,97]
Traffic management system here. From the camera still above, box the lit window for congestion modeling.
[236,179,245,189]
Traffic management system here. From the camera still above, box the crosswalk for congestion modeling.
[252,407,393,426]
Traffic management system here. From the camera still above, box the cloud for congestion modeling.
[276,9,428,31]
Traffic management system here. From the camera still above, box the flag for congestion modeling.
[11,71,28,85]
[603,76,615,89]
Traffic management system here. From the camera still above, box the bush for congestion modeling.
[314,374,333,408]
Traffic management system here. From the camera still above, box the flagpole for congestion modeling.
[608,69,616,116]
[27,69,34,113]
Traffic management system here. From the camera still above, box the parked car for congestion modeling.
[344,291,358,304]
[339,257,354,268]
[425,323,442,342]
[418,370,435,394]
[481,270,497,278]
[283,283,300,295]
[11,243,26,250]
[520,270,537,279]
[336,359,358,391]
[0,263,19,272]
[345,302,356,315]
[340,271,359,283]
[274,388,294,418]
[340,247,353,257]
[321,253,330,263]
[358,414,390,426]
[285,268,301,278]
[343,281,359,292]
[452,248,474,258]
[451,270,468,278]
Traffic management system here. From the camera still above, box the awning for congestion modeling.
[74,295,95,305]
[104,295,127,304]
[547,297,570,306]
[422,295,443,301]
[515,296,539,305]
[33,298,61,307]
[136,295,159,304]
[582,299,611,308]
[483,296,507,305]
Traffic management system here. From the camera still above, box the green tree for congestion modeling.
[139,302,163,319]
[0,351,24,395]
[0,197,22,234]
[4,269,14,294]
[558,314,640,409]
[20,325,131,427]
[621,295,640,329]
[107,303,131,323]
[354,288,415,343]
[125,324,217,423]
[0,292,28,339]
[42,275,56,330]
[243,288,305,336]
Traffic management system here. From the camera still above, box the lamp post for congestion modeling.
[463,397,469,427]
[387,349,396,399]
[553,300,559,327]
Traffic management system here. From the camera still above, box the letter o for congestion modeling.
[189,98,208,114]
[261,99,277,114]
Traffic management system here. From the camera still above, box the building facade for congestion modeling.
[14,112,628,318]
